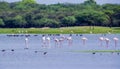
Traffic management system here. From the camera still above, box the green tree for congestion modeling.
[84,0,97,5]
[0,18,5,27]
[0,1,10,11]
[38,18,60,28]
[62,16,76,27]
[0,0,120,28]
[13,0,37,10]
[22,0,36,4]
[13,15,27,27]
[76,10,109,29]
[4,16,26,28]
[103,4,120,27]
[103,10,114,28]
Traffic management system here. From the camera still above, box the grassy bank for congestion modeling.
[70,50,120,53]
[0,26,120,34]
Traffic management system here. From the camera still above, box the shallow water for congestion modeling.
[0,34,120,69]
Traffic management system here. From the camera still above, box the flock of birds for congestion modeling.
[0,34,119,55]
[39,34,119,48]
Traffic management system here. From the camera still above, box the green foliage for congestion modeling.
[76,10,109,26]
[38,18,60,28]
[84,0,97,5]
[0,0,120,28]
[13,15,27,27]
[22,0,36,4]
[0,2,10,11]
[0,18,5,27]
[62,16,76,26]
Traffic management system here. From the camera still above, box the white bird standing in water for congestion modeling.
[67,36,72,46]
[42,36,46,48]
[104,38,110,48]
[81,37,88,45]
[46,36,51,48]
[113,37,119,47]
[54,37,60,47]
[25,37,29,49]
[59,37,64,47]
[99,37,105,46]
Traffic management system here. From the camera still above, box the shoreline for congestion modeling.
[0,26,120,34]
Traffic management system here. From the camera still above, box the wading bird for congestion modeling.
[105,38,110,48]
[54,37,60,47]
[113,37,119,47]
[46,37,51,48]
[67,36,72,46]
[25,37,29,49]
[99,37,105,46]
[81,37,88,45]
[42,36,46,48]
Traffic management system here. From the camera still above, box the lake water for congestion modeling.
[0,34,120,69]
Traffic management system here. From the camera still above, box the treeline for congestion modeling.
[0,0,120,28]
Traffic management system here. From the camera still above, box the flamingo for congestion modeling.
[104,38,110,48]
[67,36,72,46]
[99,37,105,46]
[81,37,88,45]
[42,36,46,48]
[25,37,29,49]
[54,37,60,47]
[113,37,119,47]
[60,34,66,39]
[46,37,51,48]
[59,38,64,47]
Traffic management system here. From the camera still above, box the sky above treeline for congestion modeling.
[2,0,120,5]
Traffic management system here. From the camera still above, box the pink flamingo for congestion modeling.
[67,36,72,46]
[25,37,29,49]
[99,37,105,46]
[104,38,110,48]
[81,37,88,45]
[113,37,119,47]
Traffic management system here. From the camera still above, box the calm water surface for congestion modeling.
[0,34,120,69]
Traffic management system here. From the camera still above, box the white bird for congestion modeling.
[67,36,72,46]
[25,37,29,49]
[99,37,105,46]
[42,36,46,42]
[42,36,46,48]
[60,34,66,39]
[46,37,51,48]
[67,36,72,40]
[113,37,119,47]
[54,37,60,47]
[59,38,64,47]
[99,37,104,41]
[104,38,110,47]
[113,37,119,41]
[105,38,110,41]
[81,37,88,45]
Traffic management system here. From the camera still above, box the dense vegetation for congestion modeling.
[0,0,120,28]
